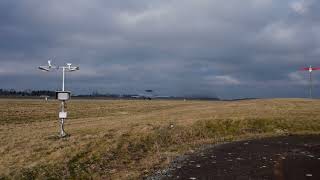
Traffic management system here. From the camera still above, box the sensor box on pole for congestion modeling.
[56,91,71,101]
[59,112,67,119]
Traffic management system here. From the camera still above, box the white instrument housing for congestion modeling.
[56,91,71,101]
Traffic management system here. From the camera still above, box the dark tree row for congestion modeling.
[0,89,56,96]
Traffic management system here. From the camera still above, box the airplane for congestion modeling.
[301,65,320,72]
[131,90,169,100]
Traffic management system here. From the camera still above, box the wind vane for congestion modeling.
[300,65,320,98]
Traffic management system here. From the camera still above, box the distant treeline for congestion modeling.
[0,89,56,96]
[84,91,135,98]
[0,88,220,100]
[0,89,140,98]
[77,94,139,98]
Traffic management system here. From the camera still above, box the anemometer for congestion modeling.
[39,60,79,137]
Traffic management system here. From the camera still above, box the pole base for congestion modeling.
[59,131,68,138]
[59,118,69,138]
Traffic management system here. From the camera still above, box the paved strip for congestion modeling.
[151,135,320,180]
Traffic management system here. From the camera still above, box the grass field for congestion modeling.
[1,98,320,179]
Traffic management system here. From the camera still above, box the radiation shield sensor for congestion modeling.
[56,91,71,101]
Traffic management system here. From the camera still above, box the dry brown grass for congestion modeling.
[0,98,320,179]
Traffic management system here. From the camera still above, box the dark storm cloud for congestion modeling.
[1,0,320,98]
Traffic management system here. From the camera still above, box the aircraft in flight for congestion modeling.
[131,90,169,100]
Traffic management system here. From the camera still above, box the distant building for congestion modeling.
[40,95,50,101]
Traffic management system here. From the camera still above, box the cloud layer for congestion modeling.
[1,0,320,98]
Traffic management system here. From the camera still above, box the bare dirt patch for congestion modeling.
[154,135,320,180]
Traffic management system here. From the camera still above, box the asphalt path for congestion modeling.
[149,135,320,180]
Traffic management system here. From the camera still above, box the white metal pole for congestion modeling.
[310,71,313,99]
[62,67,65,91]
[61,67,66,137]
[60,100,66,137]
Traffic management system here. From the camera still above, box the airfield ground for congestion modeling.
[0,99,320,179]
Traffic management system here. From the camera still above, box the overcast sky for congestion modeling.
[0,0,320,99]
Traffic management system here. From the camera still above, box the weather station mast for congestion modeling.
[39,60,79,137]
[301,65,320,99]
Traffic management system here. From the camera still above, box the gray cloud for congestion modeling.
[0,0,320,98]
